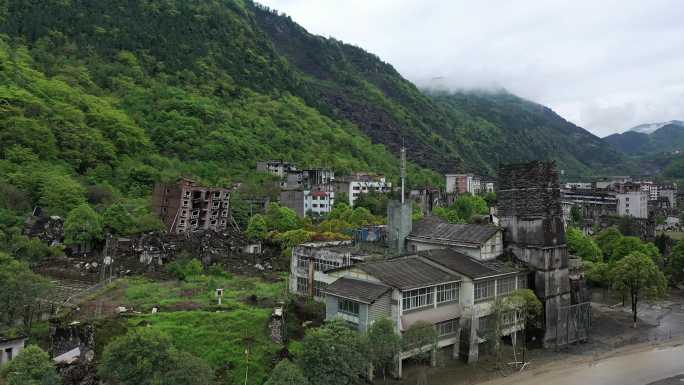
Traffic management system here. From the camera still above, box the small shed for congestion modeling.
[0,335,27,366]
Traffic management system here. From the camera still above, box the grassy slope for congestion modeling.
[82,275,288,385]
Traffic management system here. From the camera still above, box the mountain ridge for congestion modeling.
[605,121,684,155]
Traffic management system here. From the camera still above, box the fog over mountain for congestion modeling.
[261,0,684,137]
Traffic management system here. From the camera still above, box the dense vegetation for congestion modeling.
[0,0,630,234]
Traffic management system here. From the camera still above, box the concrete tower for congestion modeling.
[497,161,570,348]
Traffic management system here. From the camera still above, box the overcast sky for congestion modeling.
[259,0,684,137]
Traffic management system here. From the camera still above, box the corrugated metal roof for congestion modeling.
[323,278,391,304]
[408,216,500,245]
[357,256,460,290]
[419,249,520,279]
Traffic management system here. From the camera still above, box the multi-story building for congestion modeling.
[336,172,391,206]
[256,160,297,178]
[289,241,378,299]
[564,182,592,190]
[560,189,618,222]
[445,174,491,195]
[152,178,231,234]
[657,184,677,208]
[616,190,648,218]
[323,250,528,376]
[280,189,334,217]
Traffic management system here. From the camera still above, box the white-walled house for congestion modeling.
[0,335,27,366]
[322,250,528,377]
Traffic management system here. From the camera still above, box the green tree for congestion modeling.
[595,227,623,260]
[584,261,612,287]
[401,321,437,364]
[611,236,662,265]
[431,207,464,224]
[506,289,542,364]
[245,214,268,240]
[38,174,86,217]
[264,360,309,385]
[612,252,667,327]
[265,203,301,232]
[64,204,104,248]
[103,202,135,235]
[452,194,488,222]
[298,320,367,385]
[0,253,51,329]
[98,328,213,385]
[328,203,353,223]
[0,345,59,385]
[569,205,583,224]
[566,227,603,261]
[366,318,401,381]
[349,206,376,226]
[668,241,684,284]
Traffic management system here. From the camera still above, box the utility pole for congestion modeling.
[400,145,406,204]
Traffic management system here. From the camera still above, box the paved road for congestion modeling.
[478,343,684,385]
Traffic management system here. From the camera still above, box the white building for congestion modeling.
[0,335,26,366]
[336,173,392,206]
[616,191,648,218]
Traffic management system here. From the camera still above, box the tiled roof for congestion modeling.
[323,278,391,304]
[356,256,460,290]
[408,216,500,245]
[419,249,520,279]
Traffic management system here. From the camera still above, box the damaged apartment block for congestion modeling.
[152,178,233,234]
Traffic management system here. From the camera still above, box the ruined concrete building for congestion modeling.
[152,178,231,234]
[497,161,585,348]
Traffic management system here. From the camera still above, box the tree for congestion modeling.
[569,205,583,225]
[612,252,667,327]
[611,236,662,265]
[264,360,309,385]
[401,321,437,364]
[595,227,622,259]
[64,204,104,249]
[99,328,213,385]
[0,253,51,329]
[366,318,401,381]
[245,214,268,240]
[668,241,684,284]
[103,202,135,235]
[452,194,488,222]
[349,207,376,226]
[265,203,301,233]
[506,289,542,365]
[566,227,603,261]
[483,191,497,208]
[38,173,86,217]
[431,207,464,224]
[298,320,367,385]
[0,345,59,385]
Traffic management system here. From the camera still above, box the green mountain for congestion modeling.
[0,0,624,219]
[604,121,684,155]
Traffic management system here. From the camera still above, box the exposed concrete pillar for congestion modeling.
[467,317,479,364]
[430,348,437,367]
[452,327,462,359]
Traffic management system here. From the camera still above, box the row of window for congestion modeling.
[296,256,342,272]
[474,275,526,303]
[296,277,327,297]
[402,282,460,311]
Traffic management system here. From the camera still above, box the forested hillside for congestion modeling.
[0,0,624,220]
[604,121,684,155]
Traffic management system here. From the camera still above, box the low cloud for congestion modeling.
[260,0,684,136]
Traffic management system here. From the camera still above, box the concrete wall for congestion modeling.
[387,201,412,253]
[0,338,26,366]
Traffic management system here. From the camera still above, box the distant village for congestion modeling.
[3,154,683,384]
